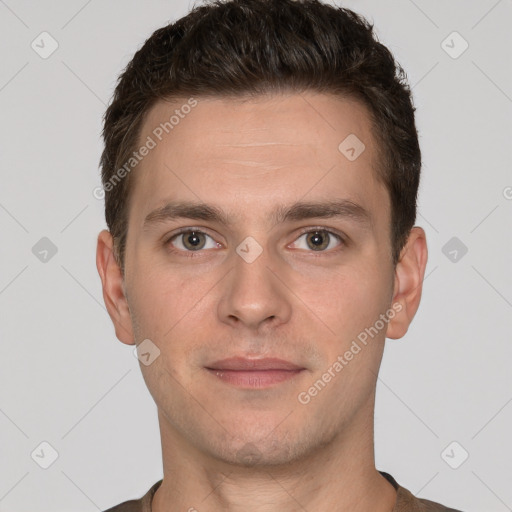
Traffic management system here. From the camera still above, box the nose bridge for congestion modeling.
[218,240,292,330]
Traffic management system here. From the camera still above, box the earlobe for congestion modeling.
[96,229,135,345]
[386,227,428,340]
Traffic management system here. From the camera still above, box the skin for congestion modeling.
[96,92,428,512]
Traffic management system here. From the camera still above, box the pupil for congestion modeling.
[186,231,204,249]
[308,231,328,250]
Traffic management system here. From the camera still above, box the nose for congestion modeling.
[217,244,293,332]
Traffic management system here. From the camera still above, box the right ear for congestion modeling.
[96,229,135,345]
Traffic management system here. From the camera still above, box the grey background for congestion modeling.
[0,0,511,510]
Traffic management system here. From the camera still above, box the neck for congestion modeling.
[152,401,397,512]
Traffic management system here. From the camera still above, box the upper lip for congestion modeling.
[206,357,304,371]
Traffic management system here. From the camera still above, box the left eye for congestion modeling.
[291,230,342,252]
[169,230,220,251]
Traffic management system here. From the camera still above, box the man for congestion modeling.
[96,0,463,510]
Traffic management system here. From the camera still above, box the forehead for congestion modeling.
[127,92,386,228]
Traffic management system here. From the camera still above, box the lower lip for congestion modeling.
[206,369,304,388]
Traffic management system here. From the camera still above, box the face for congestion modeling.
[113,93,400,466]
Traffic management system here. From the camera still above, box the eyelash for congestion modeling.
[164,227,346,258]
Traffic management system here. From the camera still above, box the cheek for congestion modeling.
[293,263,389,340]
[128,260,217,343]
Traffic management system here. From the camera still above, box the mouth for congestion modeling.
[205,357,306,389]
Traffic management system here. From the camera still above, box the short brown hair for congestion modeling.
[100,0,421,272]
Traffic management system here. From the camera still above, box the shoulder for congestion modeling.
[380,471,464,512]
[102,480,163,512]
[103,498,142,512]
[396,486,464,511]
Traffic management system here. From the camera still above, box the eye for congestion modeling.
[291,229,343,252]
[168,230,220,252]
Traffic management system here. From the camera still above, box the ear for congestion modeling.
[386,227,428,339]
[96,229,135,345]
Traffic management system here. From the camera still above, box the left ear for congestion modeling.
[386,227,428,339]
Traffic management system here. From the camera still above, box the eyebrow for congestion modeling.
[143,199,372,231]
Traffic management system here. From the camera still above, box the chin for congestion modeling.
[201,421,321,469]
